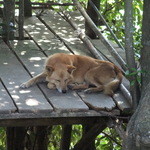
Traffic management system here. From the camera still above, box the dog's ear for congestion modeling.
[67,65,76,74]
[46,65,54,72]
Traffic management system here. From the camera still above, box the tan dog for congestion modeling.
[20,53,123,96]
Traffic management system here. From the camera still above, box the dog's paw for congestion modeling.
[47,83,56,89]
[20,82,30,89]
[84,89,93,94]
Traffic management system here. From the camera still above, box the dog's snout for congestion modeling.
[62,89,67,93]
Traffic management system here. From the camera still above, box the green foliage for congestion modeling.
[70,125,82,149]
[95,128,122,150]
[48,126,62,150]
[125,68,147,86]
[0,128,6,150]
[99,0,143,58]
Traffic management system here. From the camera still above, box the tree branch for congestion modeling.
[72,0,127,71]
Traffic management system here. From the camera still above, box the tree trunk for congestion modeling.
[123,0,150,149]
[141,0,150,88]
[124,0,140,111]
[85,0,100,39]
[123,83,150,150]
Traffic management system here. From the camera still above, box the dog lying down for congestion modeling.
[20,53,123,96]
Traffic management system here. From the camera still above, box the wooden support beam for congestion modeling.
[60,125,72,150]
[85,0,100,39]
[82,124,96,150]
[73,118,107,150]
[6,127,15,150]
[24,0,32,17]
[19,0,24,40]
[34,126,48,150]
[3,0,15,42]
[6,127,26,150]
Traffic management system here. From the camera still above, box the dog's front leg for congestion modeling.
[20,72,47,88]
[47,82,56,89]
[69,83,89,90]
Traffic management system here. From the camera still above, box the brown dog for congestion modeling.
[20,53,123,96]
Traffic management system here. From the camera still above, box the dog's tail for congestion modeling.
[104,65,123,96]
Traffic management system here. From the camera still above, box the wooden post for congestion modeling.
[34,126,48,150]
[6,127,15,150]
[85,0,100,39]
[73,118,107,150]
[24,0,32,17]
[3,0,15,42]
[60,125,72,150]
[6,127,26,150]
[19,0,24,40]
[82,124,96,150]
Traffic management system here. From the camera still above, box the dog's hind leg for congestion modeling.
[20,72,47,88]
[84,85,104,94]
[69,83,89,90]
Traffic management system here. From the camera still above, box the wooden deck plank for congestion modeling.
[0,82,17,114]
[113,91,131,114]
[38,11,131,113]
[11,40,89,112]
[24,16,70,54]
[39,10,91,56]
[78,92,116,111]
[39,84,89,112]
[0,41,53,113]
[18,11,130,113]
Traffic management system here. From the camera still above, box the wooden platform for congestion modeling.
[0,10,131,127]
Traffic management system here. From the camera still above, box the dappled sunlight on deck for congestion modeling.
[26,98,40,106]
[0,8,130,117]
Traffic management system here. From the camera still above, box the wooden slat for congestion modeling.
[0,82,17,114]
[113,91,131,114]
[40,84,89,112]
[0,41,53,113]
[37,10,91,56]
[40,10,84,55]
[24,16,70,54]
[60,125,72,150]
[78,92,116,111]
[11,40,89,112]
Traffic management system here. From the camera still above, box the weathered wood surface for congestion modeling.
[40,10,131,112]
[23,16,69,54]
[0,9,132,127]
[40,84,89,112]
[113,91,131,114]
[0,82,17,114]
[78,92,116,111]
[11,40,89,112]
[0,41,53,113]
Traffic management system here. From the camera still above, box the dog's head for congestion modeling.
[45,65,76,93]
